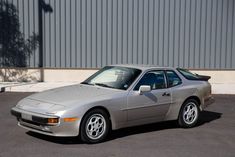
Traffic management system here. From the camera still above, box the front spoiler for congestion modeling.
[11,107,80,137]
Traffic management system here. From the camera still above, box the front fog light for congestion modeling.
[47,118,59,124]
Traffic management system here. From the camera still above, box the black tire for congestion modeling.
[178,99,200,128]
[80,109,110,144]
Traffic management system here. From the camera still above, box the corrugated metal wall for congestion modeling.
[3,0,235,69]
[3,0,40,67]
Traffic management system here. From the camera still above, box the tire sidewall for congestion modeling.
[80,109,110,143]
[178,99,200,128]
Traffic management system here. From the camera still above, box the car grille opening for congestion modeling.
[11,109,59,126]
[21,119,41,126]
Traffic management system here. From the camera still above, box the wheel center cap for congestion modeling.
[188,110,193,115]
[94,124,99,129]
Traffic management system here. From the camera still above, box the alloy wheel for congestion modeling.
[85,114,106,140]
[183,102,198,125]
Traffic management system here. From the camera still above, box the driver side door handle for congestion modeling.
[162,92,171,96]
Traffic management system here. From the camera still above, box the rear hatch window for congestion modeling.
[177,68,211,81]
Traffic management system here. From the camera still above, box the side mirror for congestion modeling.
[139,85,151,94]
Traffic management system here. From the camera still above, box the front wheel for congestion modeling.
[178,99,200,128]
[80,109,110,143]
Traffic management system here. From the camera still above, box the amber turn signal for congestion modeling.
[64,117,78,122]
[47,118,59,124]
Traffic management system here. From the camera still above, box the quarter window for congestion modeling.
[166,71,182,87]
[134,71,166,90]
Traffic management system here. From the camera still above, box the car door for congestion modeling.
[127,70,171,121]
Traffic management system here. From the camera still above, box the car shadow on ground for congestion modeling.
[26,110,222,145]
[107,110,222,141]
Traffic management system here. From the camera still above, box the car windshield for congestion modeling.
[81,66,142,90]
[177,68,199,80]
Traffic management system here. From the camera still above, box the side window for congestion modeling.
[166,71,182,87]
[134,71,166,90]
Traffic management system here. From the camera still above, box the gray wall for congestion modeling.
[6,0,235,69]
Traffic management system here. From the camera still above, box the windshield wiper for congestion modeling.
[94,83,114,88]
[80,82,94,86]
[81,82,114,89]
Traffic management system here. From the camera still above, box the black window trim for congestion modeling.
[133,70,168,91]
[164,70,182,88]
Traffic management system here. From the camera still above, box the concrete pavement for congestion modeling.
[0,93,235,157]
[0,82,80,92]
[1,81,235,94]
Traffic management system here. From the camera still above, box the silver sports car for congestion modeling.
[11,65,214,143]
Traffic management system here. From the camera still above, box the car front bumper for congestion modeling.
[11,107,80,137]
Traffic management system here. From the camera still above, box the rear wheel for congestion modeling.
[178,99,200,128]
[80,109,110,143]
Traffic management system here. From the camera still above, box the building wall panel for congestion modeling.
[2,0,235,69]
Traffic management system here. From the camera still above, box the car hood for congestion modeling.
[16,84,122,114]
[27,84,121,105]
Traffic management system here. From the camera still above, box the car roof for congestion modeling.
[111,64,177,71]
